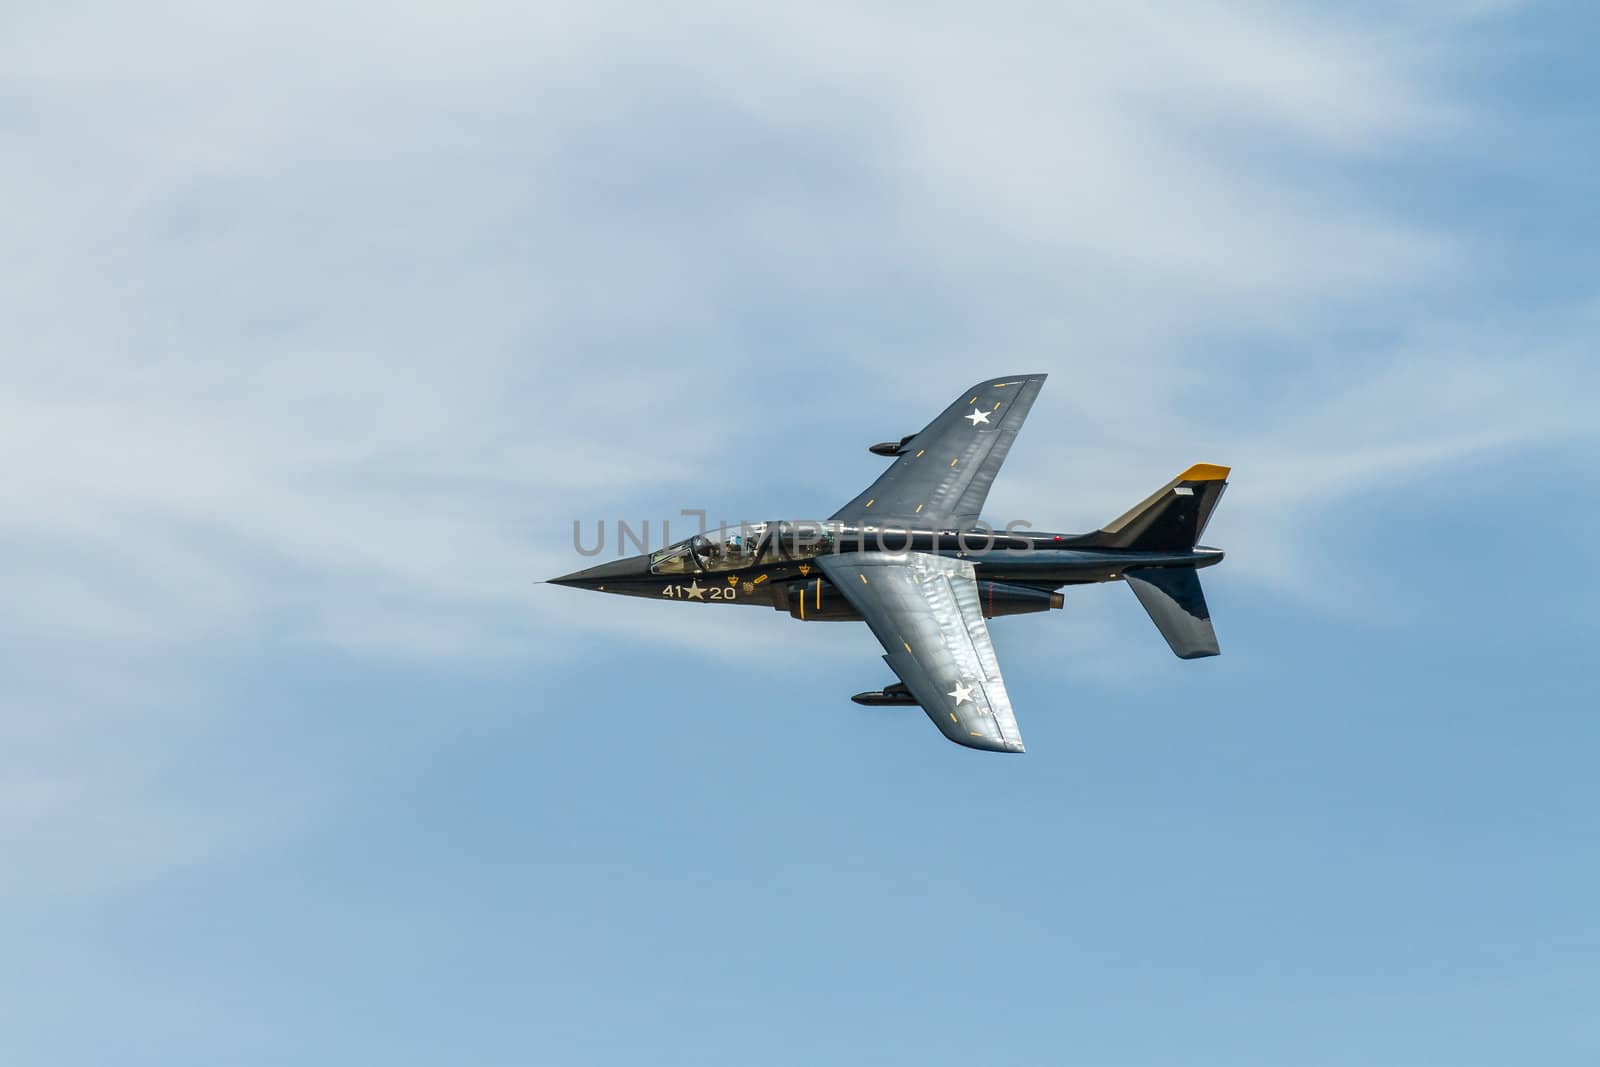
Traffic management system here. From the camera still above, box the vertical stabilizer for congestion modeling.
[1091,464,1229,551]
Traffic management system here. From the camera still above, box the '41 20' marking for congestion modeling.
[661,583,736,601]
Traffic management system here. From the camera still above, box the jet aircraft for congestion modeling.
[550,374,1228,753]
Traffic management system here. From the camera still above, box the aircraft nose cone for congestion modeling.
[548,554,653,588]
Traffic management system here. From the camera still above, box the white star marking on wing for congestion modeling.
[684,580,707,600]
[964,408,991,426]
[948,681,974,706]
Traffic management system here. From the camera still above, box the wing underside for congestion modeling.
[831,374,1047,529]
[814,552,1024,753]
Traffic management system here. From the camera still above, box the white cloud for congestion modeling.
[4,0,1577,657]
[7,0,1587,663]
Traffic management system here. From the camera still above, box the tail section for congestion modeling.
[1089,463,1229,551]
[1086,463,1230,659]
[1124,567,1219,659]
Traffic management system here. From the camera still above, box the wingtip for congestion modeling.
[952,733,1028,754]
[974,373,1048,390]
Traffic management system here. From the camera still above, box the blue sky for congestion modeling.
[3,2,1597,1064]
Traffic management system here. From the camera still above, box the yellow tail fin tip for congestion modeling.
[1180,463,1230,482]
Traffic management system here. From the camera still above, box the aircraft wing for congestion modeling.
[831,374,1047,528]
[814,552,1025,753]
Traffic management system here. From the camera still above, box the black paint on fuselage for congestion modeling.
[549,524,1224,608]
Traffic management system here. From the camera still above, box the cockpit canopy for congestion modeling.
[649,521,838,575]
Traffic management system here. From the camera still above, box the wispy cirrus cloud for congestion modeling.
[5,0,1556,667]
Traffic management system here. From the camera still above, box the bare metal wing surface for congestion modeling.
[814,552,1025,753]
[830,374,1048,528]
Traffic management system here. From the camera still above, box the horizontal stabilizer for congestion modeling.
[1125,566,1219,659]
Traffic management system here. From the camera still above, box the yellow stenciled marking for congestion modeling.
[949,458,958,467]
[903,642,913,654]
[992,402,1001,410]
[949,713,958,723]
[815,579,821,610]
[864,498,874,508]
[859,574,868,585]
[1179,462,1231,482]
[753,574,768,585]
[915,503,924,513]
[969,731,983,737]
[727,576,738,585]
[968,395,977,404]
[915,449,924,457]
[799,587,805,619]
[993,382,1008,387]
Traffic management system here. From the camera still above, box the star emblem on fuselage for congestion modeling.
[964,408,992,426]
[685,580,707,600]
[948,680,974,706]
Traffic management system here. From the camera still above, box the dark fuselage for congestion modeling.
[549,524,1224,614]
